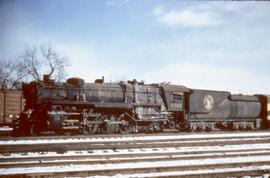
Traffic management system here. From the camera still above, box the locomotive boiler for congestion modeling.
[12,75,269,136]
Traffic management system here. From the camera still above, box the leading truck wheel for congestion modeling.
[30,123,41,136]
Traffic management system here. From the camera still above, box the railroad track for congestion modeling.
[1,131,270,177]
[1,132,270,153]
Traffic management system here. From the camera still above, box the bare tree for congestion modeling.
[0,43,69,90]
[0,58,29,90]
[41,43,68,81]
[21,46,42,81]
[22,43,68,81]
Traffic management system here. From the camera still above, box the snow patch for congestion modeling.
[1,132,270,145]
[1,155,270,175]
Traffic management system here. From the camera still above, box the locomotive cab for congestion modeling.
[255,94,270,129]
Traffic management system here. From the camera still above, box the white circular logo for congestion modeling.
[203,95,214,110]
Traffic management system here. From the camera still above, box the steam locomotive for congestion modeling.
[12,75,270,136]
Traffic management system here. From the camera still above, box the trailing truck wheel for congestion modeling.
[149,122,163,133]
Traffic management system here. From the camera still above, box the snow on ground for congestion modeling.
[4,137,264,147]
[89,167,270,178]
[1,132,270,145]
[1,155,270,175]
[0,127,12,131]
[2,150,270,166]
[1,143,270,159]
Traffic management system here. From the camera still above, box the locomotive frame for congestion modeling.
[12,75,270,136]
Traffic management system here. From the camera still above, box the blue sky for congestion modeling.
[0,0,270,94]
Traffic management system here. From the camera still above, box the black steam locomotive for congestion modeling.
[12,75,270,136]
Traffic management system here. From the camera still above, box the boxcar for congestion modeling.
[0,90,24,126]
